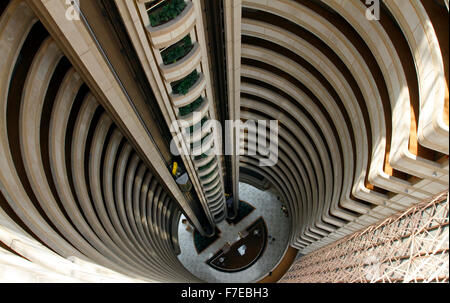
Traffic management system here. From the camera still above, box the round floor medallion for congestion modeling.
[206,217,268,273]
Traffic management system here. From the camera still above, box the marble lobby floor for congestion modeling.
[177,182,290,283]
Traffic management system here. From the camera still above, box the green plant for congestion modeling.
[148,0,186,27]
[171,70,199,95]
[161,35,192,65]
[178,96,203,116]
[194,152,209,160]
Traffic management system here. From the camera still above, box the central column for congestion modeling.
[134,0,227,224]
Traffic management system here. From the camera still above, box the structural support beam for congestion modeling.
[224,0,242,215]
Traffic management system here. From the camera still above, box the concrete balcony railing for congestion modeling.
[209,200,224,212]
[202,175,221,192]
[209,191,224,204]
[146,1,196,49]
[191,131,214,156]
[197,159,218,178]
[200,170,220,188]
[209,201,224,214]
[208,197,225,213]
[170,73,206,108]
[205,183,222,199]
[206,191,223,205]
[213,211,225,222]
[209,205,224,217]
[177,96,210,127]
[183,118,213,144]
[193,151,215,168]
[161,42,201,82]
[207,190,223,204]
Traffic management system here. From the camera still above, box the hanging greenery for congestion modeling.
[148,0,186,27]
[194,152,209,161]
[178,96,203,116]
[171,70,200,95]
[161,35,193,65]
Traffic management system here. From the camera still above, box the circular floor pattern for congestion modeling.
[177,182,290,282]
[206,217,268,273]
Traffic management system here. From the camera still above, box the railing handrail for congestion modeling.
[146,0,167,12]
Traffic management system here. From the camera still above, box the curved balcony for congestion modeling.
[207,190,223,204]
[170,73,206,108]
[213,211,226,223]
[211,207,225,220]
[202,175,221,192]
[184,118,212,144]
[146,1,196,49]
[193,150,215,168]
[206,190,222,205]
[177,96,210,127]
[191,132,214,156]
[210,203,224,215]
[198,158,218,178]
[212,204,225,214]
[210,203,224,214]
[199,167,220,185]
[205,180,221,194]
[210,202,224,215]
[161,42,201,83]
[205,183,222,199]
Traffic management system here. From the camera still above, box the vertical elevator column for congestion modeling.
[134,0,227,223]
[224,0,242,218]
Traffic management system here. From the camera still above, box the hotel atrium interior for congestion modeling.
[0,0,448,283]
